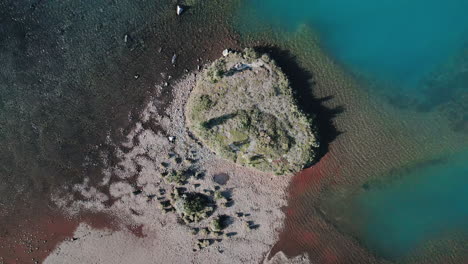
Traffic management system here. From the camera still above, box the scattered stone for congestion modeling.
[200,239,211,248]
[184,157,195,164]
[213,190,223,200]
[163,208,173,213]
[199,228,209,236]
[195,172,205,179]
[134,74,140,79]
[168,136,175,142]
[209,216,223,232]
[171,53,177,64]
[226,232,237,238]
[191,228,199,235]
[176,5,184,16]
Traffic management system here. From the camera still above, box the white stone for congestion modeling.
[176,5,184,15]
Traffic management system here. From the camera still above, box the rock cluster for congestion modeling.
[186,48,319,175]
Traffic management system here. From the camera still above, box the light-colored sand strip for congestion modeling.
[47,73,309,264]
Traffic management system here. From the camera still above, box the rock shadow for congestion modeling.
[219,214,234,229]
[212,173,230,185]
[254,46,344,161]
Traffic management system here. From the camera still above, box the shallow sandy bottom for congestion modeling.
[46,74,309,264]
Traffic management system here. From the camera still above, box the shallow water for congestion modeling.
[355,150,468,259]
[235,0,468,262]
[239,0,468,97]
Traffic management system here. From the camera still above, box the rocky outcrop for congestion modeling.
[186,48,319,175]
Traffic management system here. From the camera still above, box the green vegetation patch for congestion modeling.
[174,192,213,222]
[166,169,191,184]
[186,48,319,175]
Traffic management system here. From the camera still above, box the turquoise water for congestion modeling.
[238,0,468,261]
[242,0,468,94]
[357,151,468,259]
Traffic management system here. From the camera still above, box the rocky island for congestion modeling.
[47,48,316,264]
[186,48,319,175]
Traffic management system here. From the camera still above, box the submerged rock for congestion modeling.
[186,48,319,175]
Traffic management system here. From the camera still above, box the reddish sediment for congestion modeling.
[0,205,115,263]
[269,150,382,264]
[1,3,242,263]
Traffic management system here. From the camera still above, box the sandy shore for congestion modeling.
[46,73,309,264]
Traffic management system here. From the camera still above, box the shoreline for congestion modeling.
[0,2,243,262]
[46,73,308,263]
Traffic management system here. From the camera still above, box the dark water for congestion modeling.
[0,0,167,212]
[0,0,238,212]
[0,0,240,261]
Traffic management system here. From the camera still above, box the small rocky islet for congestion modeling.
[186,48,319,175]
[151,48,320,251]
[45,48,320,259]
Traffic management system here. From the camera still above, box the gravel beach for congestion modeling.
[46,73,308,264]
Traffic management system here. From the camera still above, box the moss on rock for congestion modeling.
[186,48,319,175]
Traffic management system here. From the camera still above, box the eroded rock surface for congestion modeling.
[186,48,319,175]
